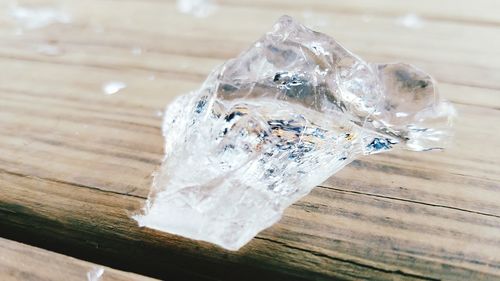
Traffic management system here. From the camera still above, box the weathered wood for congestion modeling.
[0,237,157,281]
[0,0,499,280]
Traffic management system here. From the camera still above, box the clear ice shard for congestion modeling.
[134,16,455,250]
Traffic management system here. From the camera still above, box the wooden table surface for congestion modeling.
[1,0,500,280]
[0,237,157,281]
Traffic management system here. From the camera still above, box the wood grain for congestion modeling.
[0,237,157,281]
[0,0,499,280]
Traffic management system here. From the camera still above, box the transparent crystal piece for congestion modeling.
[134,16,455,250]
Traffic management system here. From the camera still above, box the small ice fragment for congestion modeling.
[102,81,126,95]
[9,4,71,30]
[148,75,156,81]
[397,13,424,29]
[177,0,216,18]
[156,110,163,117]
[36,44,61,56]
[86,266,104,281]
[131,47,142,55]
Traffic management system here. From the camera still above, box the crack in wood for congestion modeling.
[255,237,441,281]
[318,185,500,219]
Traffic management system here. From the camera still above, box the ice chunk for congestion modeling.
[134,16,455,250]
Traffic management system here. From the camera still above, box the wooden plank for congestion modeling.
[0,237,157,281]
[0,0,499,280]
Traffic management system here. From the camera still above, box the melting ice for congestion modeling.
[135,16,454,250]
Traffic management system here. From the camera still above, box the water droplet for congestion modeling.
[102,81,126,95]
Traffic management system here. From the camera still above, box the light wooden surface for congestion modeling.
[0,0,499,280]
[0,237,157,281]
